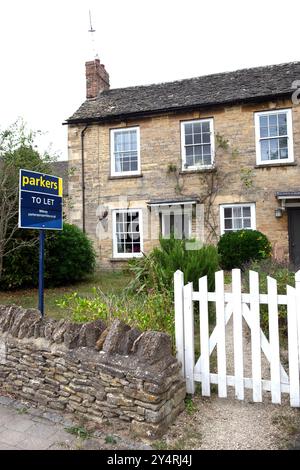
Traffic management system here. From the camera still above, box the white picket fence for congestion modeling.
[174,269,300,407]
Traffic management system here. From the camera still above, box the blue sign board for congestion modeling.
[19,169,63,230]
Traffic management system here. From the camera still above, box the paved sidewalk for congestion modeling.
[0,396,152,450]
[0,398,77,450]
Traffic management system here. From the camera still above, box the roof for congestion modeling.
[67,61,300,124]
[50,161,68,196]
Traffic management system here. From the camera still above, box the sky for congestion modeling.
[1,0,300,160]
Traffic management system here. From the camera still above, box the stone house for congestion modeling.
[66,58,300,270]
[51,160,69,220]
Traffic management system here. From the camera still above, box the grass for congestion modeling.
[0,271,132,320]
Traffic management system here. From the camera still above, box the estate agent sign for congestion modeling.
[19,169,63,230]
[18,169,63,316]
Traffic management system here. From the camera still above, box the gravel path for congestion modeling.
[156,393,300,450]
[154,306,300,450]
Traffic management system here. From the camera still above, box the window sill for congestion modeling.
[255,162,297,169]
[110,256,141,262]
[109,258,129,262]
[180,167,217,175]
[108,174,143,180]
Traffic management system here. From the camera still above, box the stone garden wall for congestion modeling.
[0,305,185,438]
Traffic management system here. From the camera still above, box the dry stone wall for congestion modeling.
[0,305,185,438]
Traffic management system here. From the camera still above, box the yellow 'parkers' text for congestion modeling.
[22,176,58,190]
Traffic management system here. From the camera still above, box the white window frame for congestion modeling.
[254,108,294,165]
[220,203,256,235]
[181,118,215,171]
[110,127,141,176]
[112,208,143,258]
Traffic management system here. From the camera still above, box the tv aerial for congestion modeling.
[88,10,98,59]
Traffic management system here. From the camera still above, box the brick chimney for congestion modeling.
[85,58,110,99]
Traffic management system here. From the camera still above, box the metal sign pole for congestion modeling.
[19,169,63,318]
[38,230,45,317]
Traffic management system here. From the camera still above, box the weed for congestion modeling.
[153,439,168,450]
[166,430,202,450]
[223,272,232,285]
[184,396,197,415]
[169,437,188,450]
[57,287,175,345]
[271,414,299,435]
[105,434,118,444]
[16,407,28,415]
[64,426,92,440]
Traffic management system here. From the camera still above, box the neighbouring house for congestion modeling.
[65,58,300,270]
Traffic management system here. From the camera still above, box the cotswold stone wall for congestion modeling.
[0,305,185,438]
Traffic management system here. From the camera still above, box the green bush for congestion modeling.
[218,229,272,270]
[0,223,96,289]
[0,229,39,289]
[243,258,295,336]
[55,237,219,346]
[56,288,175,343]
[44,224,96,286]
[127,237,220,293]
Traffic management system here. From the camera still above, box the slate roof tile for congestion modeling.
[67,62,300,123]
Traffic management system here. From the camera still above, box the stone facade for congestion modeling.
[0,305,185,438]
[67,97,300,269]
[50,161,70,221]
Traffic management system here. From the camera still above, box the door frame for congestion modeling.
[287,207,300,269]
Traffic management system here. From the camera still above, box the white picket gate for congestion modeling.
[174,269,300,407]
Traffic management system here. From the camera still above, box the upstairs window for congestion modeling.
[255,109,294,165]
[110,127,140,176]
[181,119,214,170]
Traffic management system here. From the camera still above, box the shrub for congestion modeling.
[0,229,39,289]
[243,258,295,336]
[56,237,219,346]
[56,288,175,343]
[218,229,271,270]
[45,224,96,286]
[244,258,295,291]
[0,223,96,289]
[127,237,220,293]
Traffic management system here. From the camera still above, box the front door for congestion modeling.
[288,208,300,270]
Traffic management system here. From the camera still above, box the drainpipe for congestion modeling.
[81,124,89,233]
